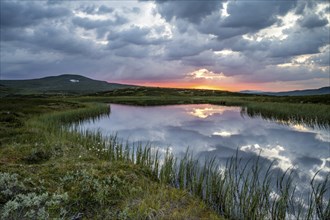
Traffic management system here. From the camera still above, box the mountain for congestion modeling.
[239,90,264,94]
[269,87,330,96]
[0,74,136,95]
[240,87,330,96]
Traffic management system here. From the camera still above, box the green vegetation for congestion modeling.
[0,97,221,219]
[242,102,330,128]
[1,87,329,219]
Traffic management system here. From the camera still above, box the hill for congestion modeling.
[0,74,136,95]
[240,87,330,96]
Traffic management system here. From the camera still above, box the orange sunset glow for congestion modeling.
[114,80,265,92]
[113,67,327,92]
[114,69,267,92]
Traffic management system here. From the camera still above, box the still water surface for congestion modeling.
[78,104,329,186]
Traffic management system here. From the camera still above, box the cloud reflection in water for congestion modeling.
[77,104,329,184]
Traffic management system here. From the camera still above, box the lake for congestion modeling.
[76,104,329,195]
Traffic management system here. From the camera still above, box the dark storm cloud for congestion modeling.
[113,44,152,58]
[131,7,141,14]
[72,15,128,30]
[325,6,330,14]
[198,0,297,39]
[107,25,168,49]
[164,38,207,60]
[73,14,128,39]
[295,156,322,167]
[223,2,277,28]
[2,24,100,57]
[2,55,105,79]
[181,51,216,67]
[32,26,100,56]
[155,0,222,23]
[269,26,329,57]
[306,48,330,66]
[0,1,70,28]
[298,14,328,28]
[98,5,115,14]
[227,37,271,53]
[77,4,114,14]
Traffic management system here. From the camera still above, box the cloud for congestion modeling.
[241,144,294,171]
[197,0,297,39]
[155,0,222,23]
[1,0,329,90]
[113,44,153,58]
[298,14,328,28]
[6,24,101,57]
[181,50,217,67]
[107,25,169,49]
[98,5,115,14]
[306,46,330,67]
[269,26,329,57]
[72,15,128,30]
[223,2,276,28]
[186,69,225,80]
[164,37,207,60]
[0,1,70,28]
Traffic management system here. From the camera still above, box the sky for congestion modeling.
[0,0,329,92]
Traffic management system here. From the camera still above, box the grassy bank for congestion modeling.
[0,97,221,219]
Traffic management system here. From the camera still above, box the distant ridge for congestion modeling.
[239,90,264,94]
[0,74,136,95]
[240,87,330,96]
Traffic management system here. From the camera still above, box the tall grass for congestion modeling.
[241,102,330,129]
[25,102,110,133]
[70,135,330,219]
[32,103,329,219]
[75,130,329,219]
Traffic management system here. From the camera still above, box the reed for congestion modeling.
[241,102,330,129]
[50,103,110,126]
[118,143,328,219]
[94,135,328,219]
[154,149,329,220]
[69,122,329,220]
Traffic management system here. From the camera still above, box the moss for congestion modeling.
[23,148,52,164]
